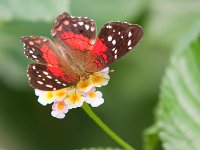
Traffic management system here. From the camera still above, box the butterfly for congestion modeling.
[20,12,143,91]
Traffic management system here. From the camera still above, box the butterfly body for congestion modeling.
[20,12,143,91]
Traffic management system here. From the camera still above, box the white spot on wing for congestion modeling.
[128,40,131,46]
[43,39,48,42]
[108,36,112,41]
[37,81,43,85]
[73,24,77,27]
[114,55,117,59]
[47,75,52,79]
[63,20,69,25]
[106,25,112,29]
[85,24,89,30]
[78,22,84,26]
[112,40,116,45]
[32,55,37,59]
[46,84,53,88]
[128,47,132,50]
[57,81,61,84]
[91,26,95,32]
[43,71,48,75]
[128,32,132,37]
[29,41,34,45]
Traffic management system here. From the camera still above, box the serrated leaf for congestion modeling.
[148,24,200,150]
[0,0,70,22]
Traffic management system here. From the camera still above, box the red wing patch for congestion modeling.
[28,64,79,91]
[52,12,96,51]
[91,38,108,56]
[21,36,80,89]
[51,12,96,66]
[85,22,143,72]
[20,36,59,66]
[59,31,92,51]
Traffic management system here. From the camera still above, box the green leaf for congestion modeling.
[146,0,200,47]
[0,0,70,22]
[147,21,200,150]
[143,125,160,150]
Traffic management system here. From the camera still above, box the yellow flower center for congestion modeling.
[57,102,65,110]
[91,75,103,84]
[77,80,91,90]
[88,91,96,98]
[69,93,81,103]
[54,89,66,98]
[45,92,53,100]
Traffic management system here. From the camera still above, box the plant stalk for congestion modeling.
[82,103,136,150]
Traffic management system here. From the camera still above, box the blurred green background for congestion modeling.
[0,0,199,150]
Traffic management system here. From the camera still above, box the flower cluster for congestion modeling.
[35,68,110,119]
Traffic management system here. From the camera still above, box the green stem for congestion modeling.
[82,103,136,150]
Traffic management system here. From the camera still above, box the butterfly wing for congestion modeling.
[27,64,78,91]
[85,22,143,72]
[51,12,96,66]
[20,36,58,65]
[20,36,79,90]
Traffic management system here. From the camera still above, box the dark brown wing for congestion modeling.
[85,22,143,72]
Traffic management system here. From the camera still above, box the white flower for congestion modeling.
[34,88,68,106]
[35,89,44,96]
[77,79,93,92]
[51,101,68,119]
[97,67,109,74]
[64,89,84,109]
[89,67,110,87]
[85,88,104,107]
[89,73,110,87]
[35,90,55,106]
[53,88,67,101]
[34,67,110,119]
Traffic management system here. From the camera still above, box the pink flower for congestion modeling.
[51,101,68,119]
